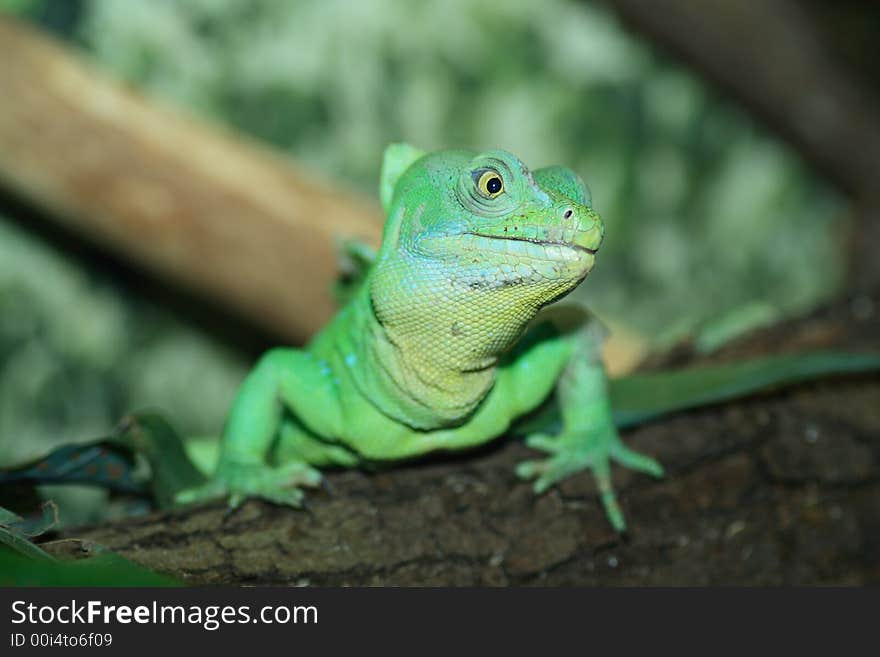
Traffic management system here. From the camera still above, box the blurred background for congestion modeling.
[0,0,878,526]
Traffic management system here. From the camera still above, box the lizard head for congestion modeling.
[377,144,604,306]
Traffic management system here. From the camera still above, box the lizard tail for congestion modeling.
[609,351,880,429]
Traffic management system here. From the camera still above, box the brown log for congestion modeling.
[0,17,383,342]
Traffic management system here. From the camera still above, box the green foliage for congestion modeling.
[79,0,844,337]
[0,439,143,493]
[515,351,880,435]
[610,351,880,429]
[0,219,247,525]
[0,0,43,15]
[0,546,180,586]
[0,412,206,511]
[117,413,207,509]
[0,503,173,588]
[1,496,178,585]
[0,502,57,562]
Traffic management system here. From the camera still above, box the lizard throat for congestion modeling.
[360,253,584,429]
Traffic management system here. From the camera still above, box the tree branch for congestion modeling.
[0,17,383,342]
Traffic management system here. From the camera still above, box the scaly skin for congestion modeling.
[177,144,663,531]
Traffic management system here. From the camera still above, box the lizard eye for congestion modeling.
[476,170,504,198]
[458,160,517,217]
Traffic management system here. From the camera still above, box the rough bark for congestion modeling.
[58,289,880,585]
[0,17,383,342]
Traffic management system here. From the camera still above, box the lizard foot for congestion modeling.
[515,429,663,532]
[175,460,322,509]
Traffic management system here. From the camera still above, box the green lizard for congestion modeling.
[175,144,879,532]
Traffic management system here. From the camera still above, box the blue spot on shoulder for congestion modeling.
[345,353,357,366]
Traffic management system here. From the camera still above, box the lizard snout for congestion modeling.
[571,207,604,254]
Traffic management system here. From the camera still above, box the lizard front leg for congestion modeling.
[515,321,664,532]
[176,348,344,508]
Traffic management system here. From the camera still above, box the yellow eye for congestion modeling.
[477,170,504,198]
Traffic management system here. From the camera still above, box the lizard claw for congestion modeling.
[517,429,663,533]
[175,460,322,510]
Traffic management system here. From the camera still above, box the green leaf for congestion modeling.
[0,529,56,562]
[0,506,181,585]
[610,351,880,429]
[0,413,206,510]
[114,413,207,509]
[0,506,20,526]
[514,350,880,435]
[0,440,143,493]
[0,544,180,586]
[0,502,58,562]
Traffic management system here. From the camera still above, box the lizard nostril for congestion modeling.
[563,208,573,219]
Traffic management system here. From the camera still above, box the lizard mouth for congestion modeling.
[474,233,598,255]
[464,232,598,259]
